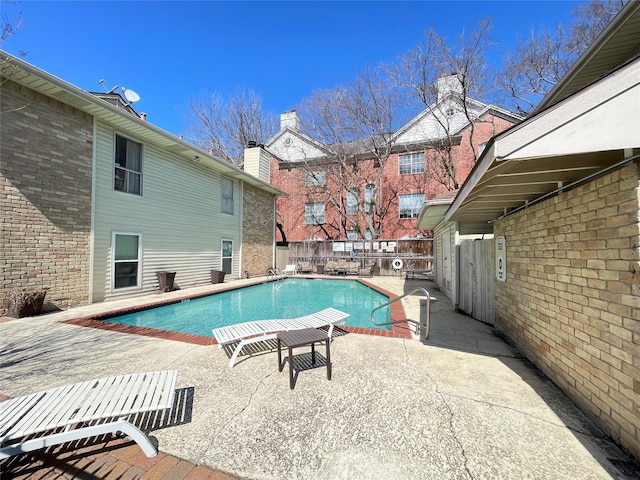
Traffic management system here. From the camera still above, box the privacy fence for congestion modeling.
[285,239,433,276]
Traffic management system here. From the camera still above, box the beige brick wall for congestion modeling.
[1,79,93,311]
[494,160,640,459]
[242,183,275,276]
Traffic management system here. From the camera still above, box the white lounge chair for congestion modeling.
[282,264,297,275]
[0,370,178,459]
[212,307,349,367]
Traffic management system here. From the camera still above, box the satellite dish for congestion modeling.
[121,87,141,103]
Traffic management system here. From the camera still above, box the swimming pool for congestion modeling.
[101,278,391,337]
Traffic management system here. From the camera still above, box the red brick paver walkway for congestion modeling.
[0,437,242,480]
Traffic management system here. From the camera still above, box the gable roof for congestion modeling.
[392,96,522,146]
[445,56,640,225]
[420,2,640,230]
[267,126,333,163]
[0,50,283,196]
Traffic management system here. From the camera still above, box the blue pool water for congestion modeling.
[102,278,391,336]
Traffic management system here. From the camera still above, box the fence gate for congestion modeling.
[458,238,495,325]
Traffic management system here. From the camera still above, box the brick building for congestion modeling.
[267,78,521,243]
[1,52,281,311]
[421,1,640,460]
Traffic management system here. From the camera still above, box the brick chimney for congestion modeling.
[437,74,463,102]
[280,111,300,131]
[243,142,271,184]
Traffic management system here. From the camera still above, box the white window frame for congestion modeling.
[305,170,326,187]
[364,183,376,213]
[221,177,234,215]
[399,193,424,219]
[346,230,358,240]
[305,202,325,224]
[398,153,425,175]
[221,239,233,275]
[346,190,358,214]
[111,232,142,291]
[114,134,143,195]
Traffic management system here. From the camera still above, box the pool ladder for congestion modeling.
[370,287,432,341]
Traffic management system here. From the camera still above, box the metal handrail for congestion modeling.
[371,287,432,341]
[267,268,283,280]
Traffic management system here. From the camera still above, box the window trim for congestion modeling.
[364,183,376,213]
[305,170,326,187]
[221,239,233,275]
[114,133,143,195]
[221,177,234,215]
[305,202,325,224]
[111,232,142,291]
[346,190,358,215]
[398,152,425,175]
[399,193,425,219]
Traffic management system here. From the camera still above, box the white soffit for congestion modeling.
[417,203,450,230]
[446,58,640,225]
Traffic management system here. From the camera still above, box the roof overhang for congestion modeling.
[0,51,284,197]
[536,0,640,111]
[446,57,640,225]
[417,197,454,230]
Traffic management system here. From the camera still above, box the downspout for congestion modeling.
[273,195,277,270]
[239,180,244,278]
[88,117,98,304]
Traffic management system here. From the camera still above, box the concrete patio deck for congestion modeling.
[1,276,638,479]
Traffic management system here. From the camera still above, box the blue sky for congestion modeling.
[2,1,580,137]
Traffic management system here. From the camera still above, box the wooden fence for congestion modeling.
[458,238,495,324]
[286,239,433,276]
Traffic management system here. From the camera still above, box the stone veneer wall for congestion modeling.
[242,183,275,277]
[494,160,640,459]
[1,79,93,311]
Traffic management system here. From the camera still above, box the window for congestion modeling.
[305,202,325,224]
[364,183,376,213]
[479,142,487,155]
[346,190,358,214]
[446,107,455,117]
[112,233,141,290]
[399,153,425,174]
[114,135,142,195]
[221,177,234,214]
[305,170,325,187]
[399,194,424,219]
[346,230,358,240]
[221,239,233,275]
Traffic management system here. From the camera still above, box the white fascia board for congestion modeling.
[444,141,497,223]
[495,59,640,161]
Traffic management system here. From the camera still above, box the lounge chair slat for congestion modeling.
[0,370,178,460]
[212,308,349,367]
[8,382,93,438]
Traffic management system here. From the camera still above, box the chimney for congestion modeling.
[437,74,463,102]
[280,110,300,131]
[243,142,271,184]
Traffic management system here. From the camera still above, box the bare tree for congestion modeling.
[183,87,277,167]
[298,66,400,240]
[388,18,494,190]
[0,0,22,45]
[497,0,627,116]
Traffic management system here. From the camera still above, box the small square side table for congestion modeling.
[277,328,332,389]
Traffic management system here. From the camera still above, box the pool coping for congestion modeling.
[62,277,413,345]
